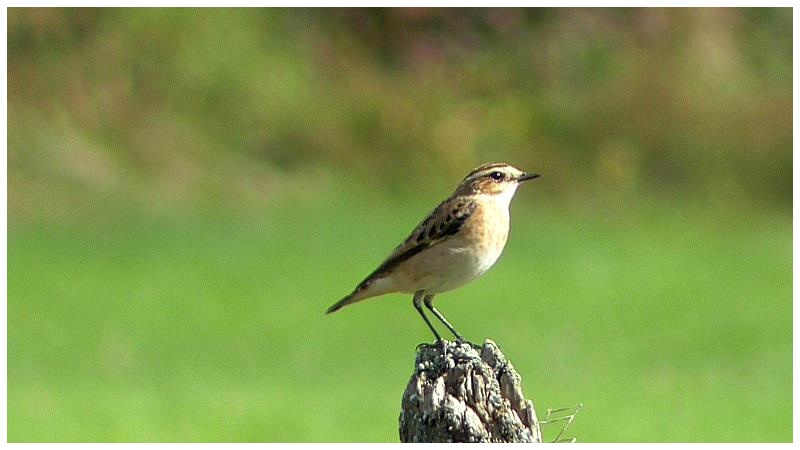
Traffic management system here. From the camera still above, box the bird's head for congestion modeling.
[454,163,540,200]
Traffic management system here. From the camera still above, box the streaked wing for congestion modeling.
[358,196,477,285]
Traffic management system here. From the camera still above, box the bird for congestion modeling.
[326,162,539,342]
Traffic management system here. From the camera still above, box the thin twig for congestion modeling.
[540,402,583,443]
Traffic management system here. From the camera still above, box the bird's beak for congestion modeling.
[517,172,541,183]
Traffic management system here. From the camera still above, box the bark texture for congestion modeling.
[399,339,541,443]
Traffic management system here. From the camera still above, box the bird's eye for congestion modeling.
[489,171,505,182]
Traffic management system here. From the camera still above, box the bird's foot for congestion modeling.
[454,336,482,351]
[416,341,438,352]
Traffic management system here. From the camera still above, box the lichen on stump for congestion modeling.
[399,339,542,443]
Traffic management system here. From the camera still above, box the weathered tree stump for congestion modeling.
[399,339,542,443]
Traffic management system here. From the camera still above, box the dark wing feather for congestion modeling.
[352,197,477,291]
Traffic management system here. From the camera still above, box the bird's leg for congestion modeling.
[423,294,465,342]
[413,291,443,343]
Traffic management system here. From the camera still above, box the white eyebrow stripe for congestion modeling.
[463,165,509,181]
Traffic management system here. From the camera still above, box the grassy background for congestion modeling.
[7,7,792,443]
[8,191,791,442]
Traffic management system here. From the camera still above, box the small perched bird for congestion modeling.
[326,162,539,342]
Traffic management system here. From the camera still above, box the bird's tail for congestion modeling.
[326,275,393,314]
[326,292,360,314]
[326,279,384,313]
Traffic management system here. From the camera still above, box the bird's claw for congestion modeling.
[455,337,481,351]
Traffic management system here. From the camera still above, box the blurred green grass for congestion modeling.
[8,191,791,442]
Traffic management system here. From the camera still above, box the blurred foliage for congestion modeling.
[7,7,792,220]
